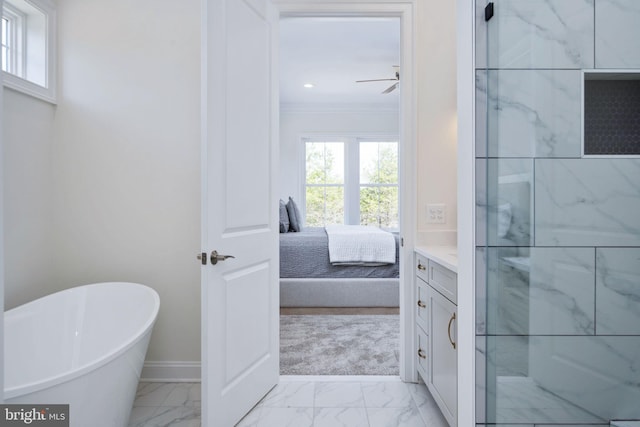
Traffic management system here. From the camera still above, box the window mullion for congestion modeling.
[345,138,359,225]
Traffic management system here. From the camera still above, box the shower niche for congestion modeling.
[583,71,640,156]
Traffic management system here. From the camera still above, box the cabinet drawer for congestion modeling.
[416,253,429,283]
[417,324,429,383]
[428,259,457,304]
[416,280,429,333]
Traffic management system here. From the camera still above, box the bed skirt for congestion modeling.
[280,278,399,307]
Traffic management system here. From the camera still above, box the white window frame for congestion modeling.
[2,0,56,104]
[1,4,25,76]
[301,134,399,229]
[302,138,348,226]
[357,138,400,229]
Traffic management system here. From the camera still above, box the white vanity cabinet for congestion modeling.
[415,249,457,427]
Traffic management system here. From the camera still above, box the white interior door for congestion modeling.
[201,0,279,425]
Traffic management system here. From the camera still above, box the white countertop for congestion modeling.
[414,246,458,272]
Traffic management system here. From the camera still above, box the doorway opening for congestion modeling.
[277,16,404,377]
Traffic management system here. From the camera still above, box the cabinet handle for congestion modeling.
[417,300,426,308]
[418,348,427,359]
[417,262,426,271]
[447,312,456,350]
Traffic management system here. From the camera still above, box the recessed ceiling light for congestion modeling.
[303,83,314,88]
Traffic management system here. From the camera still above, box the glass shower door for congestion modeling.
[475,0,640,425]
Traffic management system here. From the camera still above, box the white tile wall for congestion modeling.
[535,159,640,246]
[596,0,640,68]
[477,70,583,158]
[476,0,594,69]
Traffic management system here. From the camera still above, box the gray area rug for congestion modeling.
[280,315,399,375]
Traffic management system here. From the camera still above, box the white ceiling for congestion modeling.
[279,17,401,110]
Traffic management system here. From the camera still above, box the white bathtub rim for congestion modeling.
[4,282,160,400]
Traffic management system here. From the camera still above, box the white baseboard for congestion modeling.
[141,361,201,382]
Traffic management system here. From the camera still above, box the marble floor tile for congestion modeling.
[236,406,262,427]
[162,383,201,408]
[367,405,426,427]
[142,406,201,427]
[130,378,450,426]
[127,406,158,427]
[259,381,315,408]
[255,407,313,427]
[314,382,365,408]
[133,382,177,407]
[313,407,369,427]
[407,383,449,427]
[361,382,413,408]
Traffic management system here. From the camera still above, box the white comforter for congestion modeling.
[325,225,396,265]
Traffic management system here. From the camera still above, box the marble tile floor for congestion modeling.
[129,376,448,427]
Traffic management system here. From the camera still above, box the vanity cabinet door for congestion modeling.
[428,286,457,426]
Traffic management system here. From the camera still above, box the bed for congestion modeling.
[280,227,400,307]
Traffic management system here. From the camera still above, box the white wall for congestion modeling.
[1,0,457,375]
[280,0,459,245]
[1,0,5,393]
[280,108,400,204]
[2,89,56,308]
[416,0,458,246]
[52,0,201,363]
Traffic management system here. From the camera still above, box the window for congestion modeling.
[304,138,399,229]
[2,14,16,74]
[1,16,9,71]
[2,0,56,103]
[359,141,399,228]
[305,141,345,226]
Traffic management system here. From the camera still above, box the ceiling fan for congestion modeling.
[356,66,400,94]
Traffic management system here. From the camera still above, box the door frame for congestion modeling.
[274,0,418,382]
[456,0,476,425]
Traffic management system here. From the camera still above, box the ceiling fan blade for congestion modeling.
[356,78,398,83]
[381,82,399,94]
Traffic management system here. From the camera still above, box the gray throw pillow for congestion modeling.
[286,197,302,232]
[279,199,290,233]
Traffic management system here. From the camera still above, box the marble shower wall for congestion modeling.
[475,0,640,424]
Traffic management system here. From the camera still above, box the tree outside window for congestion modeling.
[305,142,345,226]
[359,142,399,229]
[304,139,398,229]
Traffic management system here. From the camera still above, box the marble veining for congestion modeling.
[313,408,369,427]
[596,0,640,68]
[361,382,414,408]
[314,382,365,408]
[476,0,594,69]
[527,336,640,421]
[476,69,582,158]
[596,248,640,335]
[486,247,596,335]
[488,375,605,424]
[130,380,448,426]
[367,406,425,427]
[611,422,640,427]
[259,381,315,408]
[238,377,448,427]
[477,159,534,247]
[535,159,640,246]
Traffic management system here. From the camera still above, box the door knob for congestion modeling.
[210,250,235,265]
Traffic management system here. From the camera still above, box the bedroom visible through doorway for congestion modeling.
[278,16,401,376]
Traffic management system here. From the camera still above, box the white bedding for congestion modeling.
[325,225,396,265]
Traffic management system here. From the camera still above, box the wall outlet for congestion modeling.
[426,204,446,224]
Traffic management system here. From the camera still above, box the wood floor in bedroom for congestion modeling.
[280,307,399,315]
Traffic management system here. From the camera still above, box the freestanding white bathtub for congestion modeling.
[4,282,160,427]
